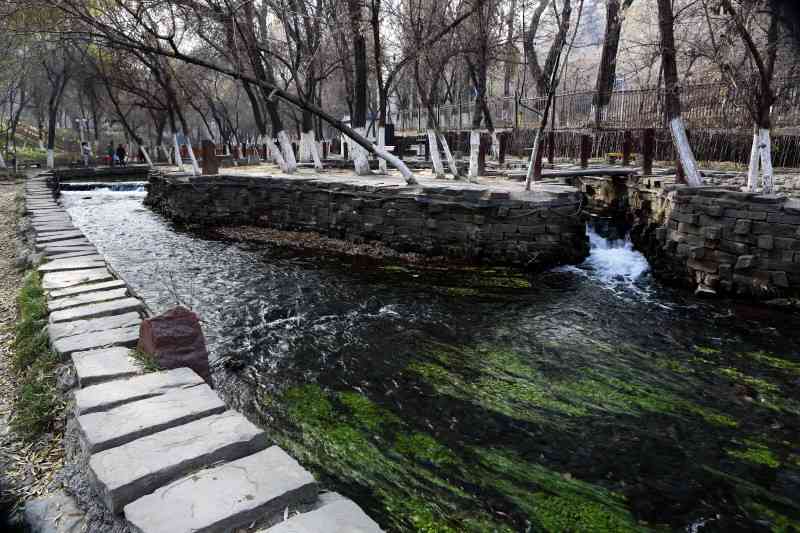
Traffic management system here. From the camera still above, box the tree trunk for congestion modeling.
[348,0,371,176]
[758,128,774,194]
[592,0,631,127]
[656,0,702,186]
[438,133,459,178]
[427,129,445,178]
[747,126,759,192]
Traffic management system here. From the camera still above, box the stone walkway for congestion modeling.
[25,174,382,532]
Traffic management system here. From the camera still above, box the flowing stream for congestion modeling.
[61,188,800,532]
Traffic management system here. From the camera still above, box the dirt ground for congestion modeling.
[0,176,63,527]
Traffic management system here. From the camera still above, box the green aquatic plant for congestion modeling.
[727,439,781,468]
[474,447,642,532]
[744,502,800,533]
[394,432,459,468]
[337,391,401,432]
[717,367,780,394]
[694,345,721,356]
[739,351,800,375]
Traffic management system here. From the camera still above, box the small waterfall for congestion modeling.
[584,225,649,288]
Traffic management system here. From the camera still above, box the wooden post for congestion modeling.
[580,134,592,168]
[547,131,555,164]
[201,140,219,175]
[642,128,654,175]
[622,130,633,166]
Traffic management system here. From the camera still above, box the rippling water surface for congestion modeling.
[62,189,800,532]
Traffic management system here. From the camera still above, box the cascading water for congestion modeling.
[584,225,650,287]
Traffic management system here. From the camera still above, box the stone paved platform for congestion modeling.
[23,173,383,532]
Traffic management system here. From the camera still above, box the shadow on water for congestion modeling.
[61,189,800,532]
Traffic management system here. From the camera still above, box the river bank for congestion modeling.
[0,176,64,530]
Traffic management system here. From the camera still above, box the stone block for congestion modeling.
[719,240,749,255]
[74,367,205,415]
[78,383,225,453]
[123,446,318,533]
[687,258,717,274]
[735,255,756,270]
[89,411,267,513]
[49,280,128,299]
[704,227,721,240]
[52,325,140,356]
[72,347,140,387]
[775,238,800,251]
[41,268,113,290]
[772,271,789,288]
[677,222,702,235]
[704,204,724,217]
[49,297,144,324]
[48,312,141,342]
[137,306,211,383]
[24,490,86,533]
[733,219,751,235]
[47,288,128,312]
[38,258,106,273]
[262,496,383,533]
[755,233,775,250]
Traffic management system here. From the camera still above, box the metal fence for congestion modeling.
[395,81,800,132]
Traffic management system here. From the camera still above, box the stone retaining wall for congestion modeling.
[145,174,590,270]
[632,186,800,297]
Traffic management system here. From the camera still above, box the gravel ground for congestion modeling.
[0,176,64,527]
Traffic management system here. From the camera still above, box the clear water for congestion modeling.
[61,189,800,532]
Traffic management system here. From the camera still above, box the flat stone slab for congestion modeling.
[44,246,98,257]
[52,325,140,356]
[35,231,84,243]
[47,287,127,311]
[42,267,113,290]
[90,411,267,513]
[39,257,107,273]
[50,279,127,299]
[72,347,140,387]
[32,223,77,233]
[36,238,92,249]
[24,490,87,533]
[263,496,383,533]
[78,384,225,453]
[49,311,141,341]
[75,367,205,415]
[124,446,318,533]
[49,297,143,323]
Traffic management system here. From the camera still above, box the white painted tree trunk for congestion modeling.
[524,129,543,191]
[668,117,702,187]
[264,137,288,172]
[746,127,760,192]
[46,149,54,169]
[304,130,323,170]
[277,131,297,173]
[377,127,387,173]
[159,145,170,163]
[235,142,243,160]
[38,139,45,151]
[140,146,154,167]
[373,144,417,184]
[172,134,185,171]
[758,128,774,194]
[491,131,500,160]
[185,138,201,176]
[224,143,231,157]
[299,131,312,162]
[468,130,480,181]
[438,133,459,178]
[427,129,445,178]
[352,127,371,176]
[0,151,6,169]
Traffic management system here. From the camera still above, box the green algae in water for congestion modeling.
[726,439,781,468]
[394,433,459,468]
[739,350,800,375]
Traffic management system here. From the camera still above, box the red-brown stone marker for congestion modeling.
[137,306,212,384]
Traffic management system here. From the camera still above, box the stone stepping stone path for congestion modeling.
[23,175,382,532]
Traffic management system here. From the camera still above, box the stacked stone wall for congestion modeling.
[633,186,800,297]
[145,174,590,270]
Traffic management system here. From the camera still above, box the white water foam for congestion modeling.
[584,227,650,287]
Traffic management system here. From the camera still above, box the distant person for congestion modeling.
[108,142,115,166]
[116,144,127,166]
[81,141,91,167]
